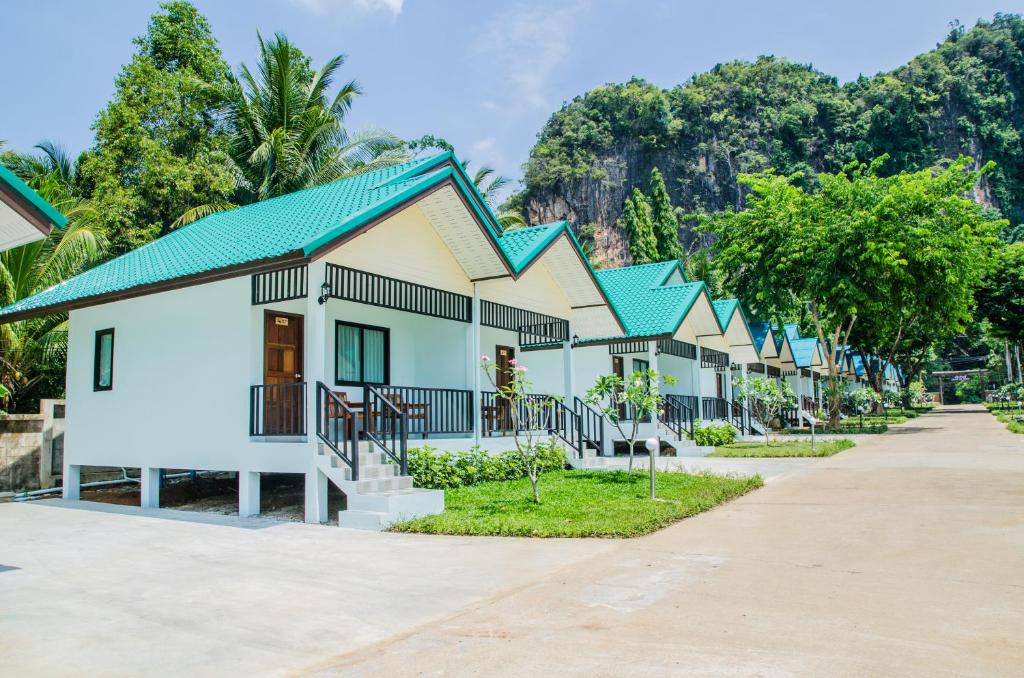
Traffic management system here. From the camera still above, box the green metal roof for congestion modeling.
[712,299,739,330]
[0,152,614,322]
[497,222,566,273]
[0,162,68,229]
[590,261,716,339]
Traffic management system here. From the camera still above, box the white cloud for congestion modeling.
[290,0,403,18]
[472,1,587,110]
[470,137,503,166]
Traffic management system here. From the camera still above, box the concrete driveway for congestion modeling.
[2,405,1022,676]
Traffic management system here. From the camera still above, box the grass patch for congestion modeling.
[988,408,1024,435]
[389,469,763,538]
[786,424,888,434]
[708,439,855,458]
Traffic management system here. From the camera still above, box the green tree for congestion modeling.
[978,242,1024,343]
[78,1,234,254]
[649,168,682,260]
[703,155,999,427]
[621,188,659,264]
[734,376,796,445]
[211,32,405,214]
[0,146,106,412]
[585,368,676,497]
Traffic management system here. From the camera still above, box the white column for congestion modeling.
[63,463,81,500]
[239,471,261,517]
[471,283,482,443]
[648,342,660,429]
[141,467,160,508]
[693,338,703,420]
[725,361,734,404]
[741,363,749,413]
[562,321,575,404]
[305,260,328,442]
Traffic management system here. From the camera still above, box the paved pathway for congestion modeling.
[1,406,1021,676]
[308,405,1024,676]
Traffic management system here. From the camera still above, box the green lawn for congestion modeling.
[708,439,855,458]
[389,469,763,538]
[988,408,1024,435]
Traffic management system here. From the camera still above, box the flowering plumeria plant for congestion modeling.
[584,368,675,474]
[734,376,796,445]
[481,355,558,504]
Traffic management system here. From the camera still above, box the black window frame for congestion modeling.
[334,320,390,386]
[93,328,115,392]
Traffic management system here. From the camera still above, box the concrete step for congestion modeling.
[338,509,390,530]
[354,475,413,494]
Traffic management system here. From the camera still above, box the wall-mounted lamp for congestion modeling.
[318,281,331,305]
[572,333,579,344]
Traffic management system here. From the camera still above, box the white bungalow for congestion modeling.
[0,152,626,528]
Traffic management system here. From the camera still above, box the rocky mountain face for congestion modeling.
[519,15,1024,267]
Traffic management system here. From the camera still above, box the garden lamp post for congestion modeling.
[645,436,659,499]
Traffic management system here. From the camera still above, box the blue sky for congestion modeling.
[3,0,1022,199]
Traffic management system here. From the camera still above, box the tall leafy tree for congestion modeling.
[79,1,234,254]
[703,155,999,425]
[205,32,405,216]
[621,188,659,264]
[649,168,682,260]
[978,242,1024,343]
[0,145,106,411]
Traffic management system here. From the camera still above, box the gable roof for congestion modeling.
[789,337,823,368]
[0,152,621,326]
[587,260,719,340]
[0,162,68,251]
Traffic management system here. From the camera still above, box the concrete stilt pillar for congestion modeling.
[63,463,81,500]
[141,467,161,508]
[239,471,261,517]
[304,468,328,524]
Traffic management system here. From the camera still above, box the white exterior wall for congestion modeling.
[658,354,696,396]
[66,277,311,475]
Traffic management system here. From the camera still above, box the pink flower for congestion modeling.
[509,358,518,366]
[515,365,529,373]
[480,355,490,364]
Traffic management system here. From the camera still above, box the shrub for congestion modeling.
[406,443,567,490]
[693,421,736,447]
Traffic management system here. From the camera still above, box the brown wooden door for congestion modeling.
[263,311,304,435]
[716,372,725,399]
[496,345,515,431]
[612,356,626,420]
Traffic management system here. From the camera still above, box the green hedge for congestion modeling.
[693,422,736,447]
[406,444,567,489]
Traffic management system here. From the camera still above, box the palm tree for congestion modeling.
[177,33,406,225]
[466,163,526,230]
[0,143,105,411]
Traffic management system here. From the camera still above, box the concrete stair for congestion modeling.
[315,444,443,531]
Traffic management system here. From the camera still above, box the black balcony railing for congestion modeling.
[702,396,730,421]
[315,381,358,479]
[370,385,473,438]
[701,346,730,370]
[663,395,695,440]
[250,382,306,436]
[574,396,606,453]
